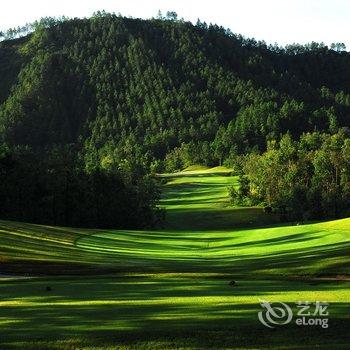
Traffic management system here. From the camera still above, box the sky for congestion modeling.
[1,0,349,49]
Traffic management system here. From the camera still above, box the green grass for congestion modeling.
[0,167,350,349]
[1,276,349,349]
[160,167,280,229]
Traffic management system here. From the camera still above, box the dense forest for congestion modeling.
[230,130,350,221]
[0,11,350,225]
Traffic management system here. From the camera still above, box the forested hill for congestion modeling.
[0,13,350,171]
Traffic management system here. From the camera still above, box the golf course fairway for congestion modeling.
[0,168,349,349]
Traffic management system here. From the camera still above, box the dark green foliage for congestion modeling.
[0,145,160,228]
[229,176,251,206]
[236,131,350,221]
[0,37,27,105]
[0,14,350,167]
[1,13,350,225]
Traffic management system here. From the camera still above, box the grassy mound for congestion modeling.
[182,164,210,172]
[163,165,233,177]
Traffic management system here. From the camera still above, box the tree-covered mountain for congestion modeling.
[1,12,349,171]
[1,12,350,226]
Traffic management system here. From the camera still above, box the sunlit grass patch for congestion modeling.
[0,167,349,349]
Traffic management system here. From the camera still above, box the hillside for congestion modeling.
[0,14,350,168]
[1,14,350,228]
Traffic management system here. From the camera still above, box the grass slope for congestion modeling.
[0,168,349,349]
[160,167,280,229]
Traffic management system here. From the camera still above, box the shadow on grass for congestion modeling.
[1,276,349,349]
[74,230,350,276]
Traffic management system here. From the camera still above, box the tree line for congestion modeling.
[0,145,161,228]
[0,12,350,226]
[230,130,350,221]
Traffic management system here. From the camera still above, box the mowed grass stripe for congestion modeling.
[0,167,350,349]
[0,167,349,275]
